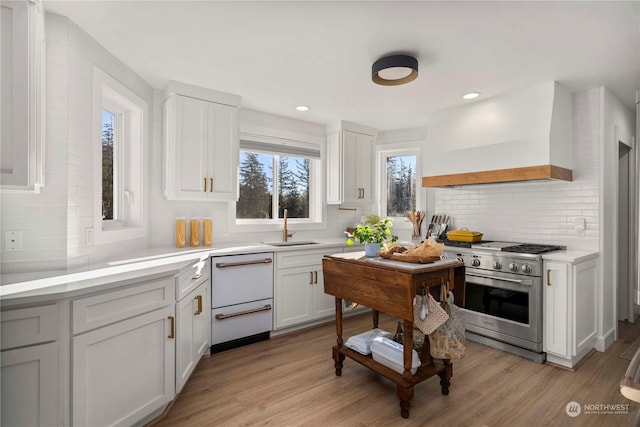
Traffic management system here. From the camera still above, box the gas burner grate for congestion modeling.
[501,244,562,254]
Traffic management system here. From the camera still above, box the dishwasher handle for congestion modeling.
[214,304,272,320]
[215,258,273,269]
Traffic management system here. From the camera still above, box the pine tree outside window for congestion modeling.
[380,149,420,220]
[237,151,311,220]
[234,136,321,226]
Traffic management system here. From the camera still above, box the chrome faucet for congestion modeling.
[283,209,294,242]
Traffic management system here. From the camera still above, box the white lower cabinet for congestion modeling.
[274,249,337,329]
[73,305,175,427]
[1,304,59,426]
[71,277,178,427]
[1,342,58,426]
[176,280,210,393]
[543,256,598,368]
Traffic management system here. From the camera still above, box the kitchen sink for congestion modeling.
[263,241,319,247]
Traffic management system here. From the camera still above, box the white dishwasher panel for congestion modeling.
[211,299,273,345]
[210,253,274,308]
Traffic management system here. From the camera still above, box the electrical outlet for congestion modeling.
[5,230,22,251]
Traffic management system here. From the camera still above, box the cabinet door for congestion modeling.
[172,95,210,200]
[207,102,238,200]
[543,261,570,358]
[73,305,175,427]
[342,130,374,204]
[275,266,315,328]
[165,95,238,201]
[1,342,58,426]
[0,0,45,191]
[573,259,597,357]
[176,282,210,393]
[312,267,335,319]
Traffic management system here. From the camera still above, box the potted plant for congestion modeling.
[347,217,398,256]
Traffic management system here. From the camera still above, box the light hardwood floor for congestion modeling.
[152,313,640,426]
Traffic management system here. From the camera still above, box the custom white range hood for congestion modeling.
[422,81,573,187]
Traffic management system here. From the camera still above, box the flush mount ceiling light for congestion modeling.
[372,54,418,86]
[462,92,480,100]
[295,105,309,111]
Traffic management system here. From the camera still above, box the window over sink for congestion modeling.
[231,134,323,230]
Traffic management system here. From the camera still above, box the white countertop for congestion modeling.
[542,249,599,264]
[0,239,349,302]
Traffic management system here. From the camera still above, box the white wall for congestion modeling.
[148,105,357,248]
[0,14,70,273]
[432,87,636,353]
[1,13,154,274]
[432,90,601,251]
[599,87,636,348]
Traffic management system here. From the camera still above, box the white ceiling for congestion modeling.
[44,0,640,131]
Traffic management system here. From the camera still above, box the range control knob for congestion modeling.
[521,264,532,274]
[472,258,481,267]
[493,261,502,270]
[509,263,519,272]
[456,257,464,263]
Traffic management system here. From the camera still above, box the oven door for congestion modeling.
[462,269,542,351]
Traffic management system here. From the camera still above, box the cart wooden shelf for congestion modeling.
[322,252,465,418]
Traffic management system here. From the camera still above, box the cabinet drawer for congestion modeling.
[211,253,273,308]
[276,248,341,269]
[176,258,210,301]
[72,277,174,335]
[1,305,58,350]
[211,299,272,345]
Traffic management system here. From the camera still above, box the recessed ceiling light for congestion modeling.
[295,105,309,111]
[462,92,480,100]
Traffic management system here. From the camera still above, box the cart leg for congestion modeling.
[438,360,452,395]
[335,297,344,347]
[396,384,414,418]
[332,346,345,376]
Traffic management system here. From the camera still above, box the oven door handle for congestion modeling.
[466,273,528,285]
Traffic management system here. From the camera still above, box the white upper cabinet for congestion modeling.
[163,81,241,201]
[1,0,45,192]
[326,122,376,205]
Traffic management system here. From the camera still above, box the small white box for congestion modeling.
[371,336,420,375]
[344,328,391,355]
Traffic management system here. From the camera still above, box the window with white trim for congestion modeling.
[235,136,322,225]
[93,68,147,244]
[380,149,419,219]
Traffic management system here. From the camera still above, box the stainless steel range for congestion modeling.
[443,241,562,363]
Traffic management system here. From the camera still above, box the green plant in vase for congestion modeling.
[347,217,398,256]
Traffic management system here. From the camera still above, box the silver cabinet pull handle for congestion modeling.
[215,258,273,268]
[215,304,272,320]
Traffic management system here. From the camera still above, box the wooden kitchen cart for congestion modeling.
[322,252,465,418]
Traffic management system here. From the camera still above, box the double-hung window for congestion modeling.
[93,68,147,244]
[234,136,322,228]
